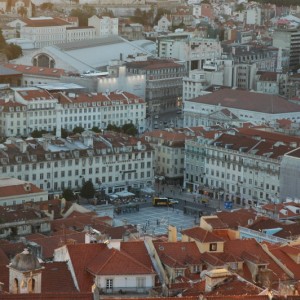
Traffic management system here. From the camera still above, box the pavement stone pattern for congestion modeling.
[114,206,196,238]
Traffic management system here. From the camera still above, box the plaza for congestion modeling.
[115,206,196,239]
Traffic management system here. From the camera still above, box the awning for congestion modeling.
[140,187,155,194]
[115,191,135,198]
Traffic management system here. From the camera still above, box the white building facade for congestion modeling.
[0,133,154,195]
[88,16,118,38]
[0,177,48,206]
[184,133,283,207]
[183,89,300,128]
[156,33,222,72]
[0,87,146,137]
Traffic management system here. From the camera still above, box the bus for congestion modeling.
[152,197,178,206]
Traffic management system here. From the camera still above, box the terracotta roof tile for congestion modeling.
[264,244,300,280]
[189,89,300,114]
[4,64,66,78]
[203,217,229,229]
[224,239,291,283]
[206,275,262,296]
[153,241,202,269]
[0,178,44,197]
[120,240,154,270]
[181,227,224,243]
[66,244,106,292]
[26,232,86,259]
[23,17,71,27]
[86,247,155,275]
[42,262,78,293]
[126,59,184,70]
[217,209,257,229]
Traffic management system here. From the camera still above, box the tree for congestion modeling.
[30,129,48,138]
[62,188,75,201]
[91,126,101,133]
[80,180,95,199]
[107,124,121,132]
[72,126,85,134]
[5,43,22,60]
[122,123,138,136]
[39,2,54,11]
[70,5,96,26]
[235,3,245,12]
[17,6,27,17]
[0,29,6,50]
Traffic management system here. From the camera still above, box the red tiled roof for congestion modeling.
[224,239,291,283]
[51,212,106,232]
[217,209,257,229]
[0,293,93,299]
[264,243,300,280]
[86,246,155,275]
[237,127,300,146]
[4,63,66,78]
[42,262,78,293]
[0,242,25,260]
[120,240,154,270]
[66,244,106,292]
[181,227,224,243]
[153,241,202,269]
[126,59,183,70]
[55,91,145,106]
[189,89,300,114]
[0,247,9,265]
[203,217,229,229]
[26,232,86,259]
[257,71,278,82]
[206,275,262,296]
[16,89,55,101]
[23,17,71,27]
[0,179,44,197]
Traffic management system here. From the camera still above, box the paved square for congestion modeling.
[114,206,196,238]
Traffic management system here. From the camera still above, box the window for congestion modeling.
[106,279,113,290]
[136,277,146,289]
[209,243,217,251]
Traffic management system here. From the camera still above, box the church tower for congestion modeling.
[8,248,43,294]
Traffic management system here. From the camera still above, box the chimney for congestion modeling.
[205,269,231,292]
[137,141,142,150]
[168,225,177,242]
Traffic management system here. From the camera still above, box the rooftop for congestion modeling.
[188,89,300,114]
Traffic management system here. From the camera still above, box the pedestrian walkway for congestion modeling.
[114,206,196,239]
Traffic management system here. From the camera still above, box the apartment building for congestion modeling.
[126,58,187,112]
[184,129,300,206]
[88,16,118,38]
[156,32,222,72]
[143,130,186,184]
[0,133,154,194]
[246,6,262,26]
[0,177,48,206]
[272,29,300,71]
[0,87,146,136]
[57,90,146,133]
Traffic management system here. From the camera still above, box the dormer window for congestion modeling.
[209,243,217,251]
